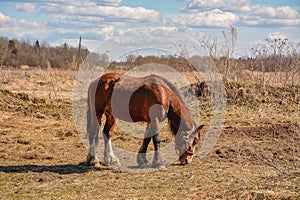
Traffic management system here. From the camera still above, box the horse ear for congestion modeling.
[114,77,120,83]
[198,124,205,131]
[195,125,204,139]
[109,78,120,87]
[100,80,110,90]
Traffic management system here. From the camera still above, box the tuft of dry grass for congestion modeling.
[0,67,75,99]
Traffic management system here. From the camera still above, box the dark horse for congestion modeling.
[86,73,204,168]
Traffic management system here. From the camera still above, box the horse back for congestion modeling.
[93,73,174,122]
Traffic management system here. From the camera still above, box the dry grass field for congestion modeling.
[0,68,299,199]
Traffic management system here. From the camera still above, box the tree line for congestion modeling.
[0,37,88,69]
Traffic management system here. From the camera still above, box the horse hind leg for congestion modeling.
[103,137,120,167]
[87,135,101,168]
[103,110,120,167]
[86,130,100,167]
[86,114,101,168]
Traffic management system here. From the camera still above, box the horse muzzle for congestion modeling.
[180,157,190,165]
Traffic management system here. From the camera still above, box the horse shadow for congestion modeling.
[0,163,110,174]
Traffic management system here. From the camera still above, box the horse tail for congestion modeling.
[86,85,92,136]
[86,79,99,139]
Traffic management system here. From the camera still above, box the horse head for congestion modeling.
[176,125,204,165]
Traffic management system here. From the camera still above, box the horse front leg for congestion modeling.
[103,110,120,167]
[137,126,152,167]
[150,117,164,168]
[137,117,164,168]
[152,133,164,168]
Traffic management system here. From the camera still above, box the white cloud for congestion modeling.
[102,0,122,6]
[15,3,36,13]
[92,27,205,58]
[40,1,97,12]
[0,12,50,39]
[112,27,179,45]
[0,12,10,22]
[69,6,161,23]
[183,0,250,12]
[182,0,298,19]
[269,18,300,26]
[267,32,287,41]
[181,0,299,27]
[275,6,298,19]
[40,2,163,24]
[246,5,298,19]
[47,5,164,39]
[55,25,115,40]
[240,14,300,27]
[39,0,118,7]
[172,9,239,28]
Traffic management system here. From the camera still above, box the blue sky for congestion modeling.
[0,0,299,57]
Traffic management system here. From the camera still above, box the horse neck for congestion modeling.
[167,97,195,137]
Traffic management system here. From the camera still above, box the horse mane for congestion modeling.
[168,105,180,136]
[151,75,194,137]
[153,75,187,107]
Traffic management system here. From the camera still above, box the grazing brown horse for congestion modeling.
[86,73,204,168]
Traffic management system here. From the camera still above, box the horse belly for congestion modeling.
[129,86,168,123]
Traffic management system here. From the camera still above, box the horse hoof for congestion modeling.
[111,158,121,167]
[137,155,149,168]
[157,165,167,170]
[138,163,149,168]
[137,157,149,168]
[86,155,100,167]
[103,156,120,167]
[86,153,93,165]
[137,161,149,168]
[94,161,101,168]
[152,160,164,168]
